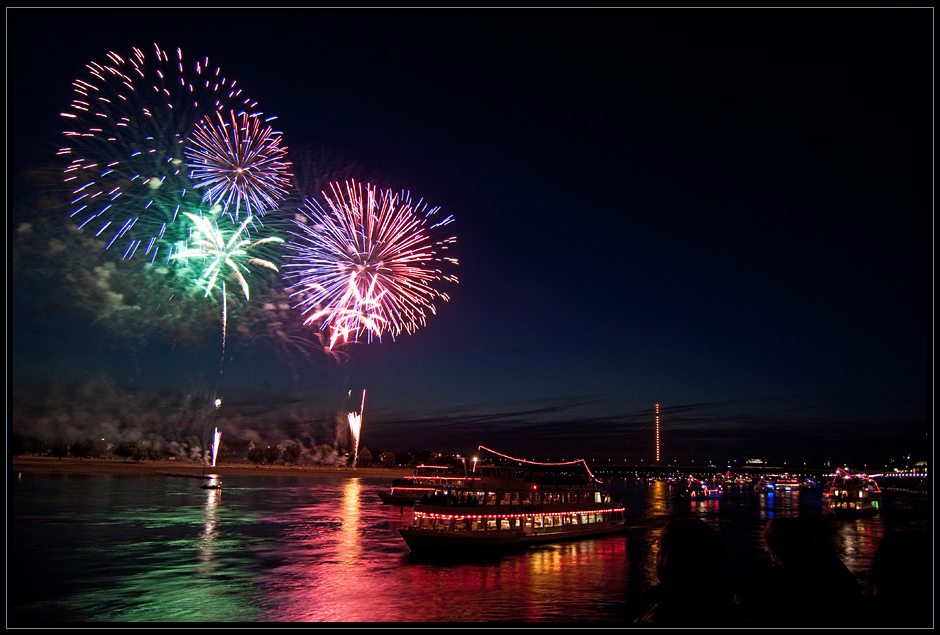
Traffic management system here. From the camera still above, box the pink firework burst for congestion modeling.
[283,180,458,349]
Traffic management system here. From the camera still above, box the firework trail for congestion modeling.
[283,180,458,349]
[211,426,222,467]
[186,109,292,221]
[171,212,283,359]
[59,43,262,262]
[347,389,365,468]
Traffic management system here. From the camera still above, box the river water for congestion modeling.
[8,473,930,624]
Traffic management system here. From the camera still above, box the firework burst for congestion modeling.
[186,109,292,221]
[283,180,458,349]
[59,43,262,262]
[171,212,283,352]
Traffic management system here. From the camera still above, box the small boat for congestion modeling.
[774,476,802,491]
[200,482,222,490]
[822,468,882,516]
[754,477,776,493]
[674,477,722,499]
[397,446,626,552]
[378,462,470,506]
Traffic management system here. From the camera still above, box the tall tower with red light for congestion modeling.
[655,403,660,464]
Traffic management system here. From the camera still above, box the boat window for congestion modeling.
[581,514,589,524]
[485,492,497,506]
[471,519,483,531]
[500,518,511,531]
[454,519,467,531]
[534,516,544,528]
[522,491,532,504]
[571,515,579,525]
[513,518,522,529]
[594,492,602,503]
[511,492,521,505]
[500,492,511,505]
[486,519,497,531]
[532,493,542,504]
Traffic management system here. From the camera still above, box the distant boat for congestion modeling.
[754,478,776,493]
[774,476,802,491]
[200,482,221,490]
[378,463,469,506]
[822,468,882,517]
[674,477,722,499]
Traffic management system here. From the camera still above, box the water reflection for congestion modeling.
[8,475,929,624]
[339,478,362,562]
[197,477,221,576]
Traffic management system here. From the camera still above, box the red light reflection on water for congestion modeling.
[258,481,632,622]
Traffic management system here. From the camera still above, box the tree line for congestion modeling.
[10,430,442,469]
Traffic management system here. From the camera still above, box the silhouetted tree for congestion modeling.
[357,447,373,468]
[70,438,96,459]
[50,437,69,459]
[247,446,265,465]
[283,443,303,465]
[263,445,281,464]
[11,431,26,458]
[114,441,136,462]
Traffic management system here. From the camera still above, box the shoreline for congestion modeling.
[9,456,405,480]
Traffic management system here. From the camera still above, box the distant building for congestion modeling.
[746,458,765,465]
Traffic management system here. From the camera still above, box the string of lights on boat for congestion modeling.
[476,445,602,483]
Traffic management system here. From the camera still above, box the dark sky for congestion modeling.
[7,10,932,466]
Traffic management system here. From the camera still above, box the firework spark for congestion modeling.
[186,109,292,221]
[59,43,262,261]
[283,180,458,349]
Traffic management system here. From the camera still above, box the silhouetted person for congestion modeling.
[871,530,932,627]
[736,517,863,627]
[636,518,738,626]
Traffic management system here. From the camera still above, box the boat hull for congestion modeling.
[398,521,627,552]
[378,491,421,506]
[822,502,881,517]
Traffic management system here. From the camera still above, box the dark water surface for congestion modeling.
[8,474,930,623]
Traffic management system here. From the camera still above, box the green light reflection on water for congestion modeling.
[31,480,262,622]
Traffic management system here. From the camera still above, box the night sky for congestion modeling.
[8,10,932,466]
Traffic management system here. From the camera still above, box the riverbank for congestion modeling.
[10,456,405,479]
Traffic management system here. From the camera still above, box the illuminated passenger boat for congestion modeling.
[378,463,470,506]
[397,446,626,551]
[822,468,882,517]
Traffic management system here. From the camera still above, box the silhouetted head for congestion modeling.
[873,530,931,599]
[762,517,818,569]
[656,518,724,586]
